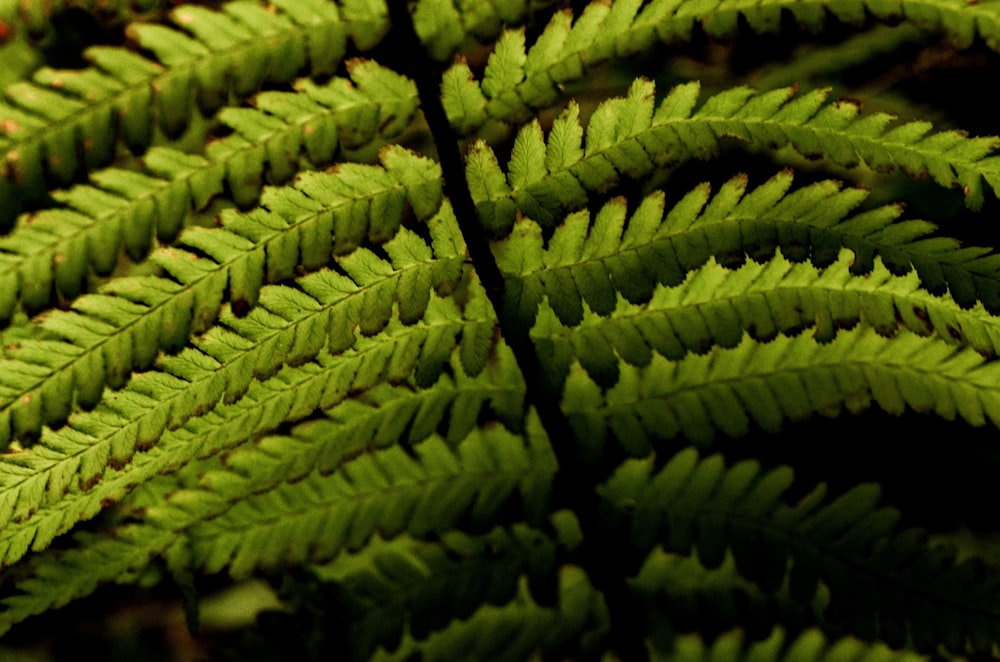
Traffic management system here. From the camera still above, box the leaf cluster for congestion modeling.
[2,1,1000,660]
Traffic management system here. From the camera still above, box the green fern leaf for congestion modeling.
[4,1,1000,657]
[491,162,1000,334]
[468,78,1000,236]
[631,549,820,642]
[412,0,464,62]
[185,417,555,578]
[660,627,930,662]
[0,405,554,637]
[0,0,388,228]
[525,243,1000,391]
[0,198,484,569]
[300,520,587,661]
[445,0,1000,133]
[411,0,561,62]
[0,299,513,574]
[602,448,1000,655]
[0,523,178,637]
[0,149,441,446]
[563,325,1000,452]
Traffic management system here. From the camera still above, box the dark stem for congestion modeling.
[384,3,651,660]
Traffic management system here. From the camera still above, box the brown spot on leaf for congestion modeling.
[231,299,250,317]
[12,509,35,524]
[79,473,101,491]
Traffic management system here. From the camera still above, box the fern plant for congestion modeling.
[2,0,1000,659]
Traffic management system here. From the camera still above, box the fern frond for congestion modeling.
[184,417,555,579]
[602,448,1000,654]
[174,343,523,495]
[562,325,1000,452]
[296,521,591,661]
[3,0,999,655]
[443,0,656,129]
[494,173,1000,346]
[529,249,1000,390]
[0,279,508,574]
[0,154,214,323]
[659,80,1000,211]
[327,527,560,660]
[445,0,1000,132]
[0,408,555,636]
[0,61,419,322]
[0,147,441,446]
[0,521,179,638]
[371,564,603,661]
[208,58,419,207]
[658,627,930,662]
[632,548,820,643]
[0,0,388,228]
[683,0,1000,50]
[380,519,816,660]
[0,199,486,569]
[466,78,1000,236]
[411,0,560,62]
